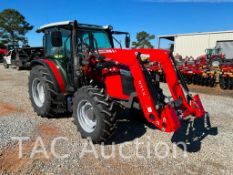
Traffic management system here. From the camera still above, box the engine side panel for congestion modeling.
[105,74,130,100]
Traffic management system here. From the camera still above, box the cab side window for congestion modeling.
[45,28,71,59]
[77,31,90,53]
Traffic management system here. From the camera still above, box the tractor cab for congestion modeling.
[205,47,222,58]
[37,21,130,60]
[205,47,225,67]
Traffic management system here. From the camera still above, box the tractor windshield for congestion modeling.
[93,31,112,48]
[77,30,113,51]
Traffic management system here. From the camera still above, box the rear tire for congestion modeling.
[203,77,208,86]
[192,75,197,85]
[16,65,22,71]
[29,65,64,117]
[200,77,205,86]
[209,77,215,87]
[73,86,117,143]
[227,78,233,89]
[196,76,201,85]
[219,75,227,89]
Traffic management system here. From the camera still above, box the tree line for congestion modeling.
[0,9,33,48]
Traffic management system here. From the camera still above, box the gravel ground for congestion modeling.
[0,65,232,174]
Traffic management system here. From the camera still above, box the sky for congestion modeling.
[1,0,233,47]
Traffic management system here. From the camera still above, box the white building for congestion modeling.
[158,30,233,59]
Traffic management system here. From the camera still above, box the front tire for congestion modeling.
[73,86,117,143]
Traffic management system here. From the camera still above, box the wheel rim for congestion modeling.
[77,100,97,133]
[32,78,45,108]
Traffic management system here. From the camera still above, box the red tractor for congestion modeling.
[29,21,210,143]
[198,47,225,67]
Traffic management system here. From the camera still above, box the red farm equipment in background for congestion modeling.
[179,56,217,87]
[219,61,233,89]
[174,47,233,90]
[0,47,8,63]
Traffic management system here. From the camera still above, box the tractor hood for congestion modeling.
[98,48,171,66]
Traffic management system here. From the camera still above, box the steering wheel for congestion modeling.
[77,36,103,62]
[81,37,91,53]
[76,37,93,65]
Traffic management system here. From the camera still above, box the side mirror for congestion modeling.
[125,34,130,48]
[51,31,62,47]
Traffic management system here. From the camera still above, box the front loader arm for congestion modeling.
[137,49,205,119]
[129,54,181,132]
[100,49,205,132]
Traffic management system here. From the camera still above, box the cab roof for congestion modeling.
[37,20,113,33]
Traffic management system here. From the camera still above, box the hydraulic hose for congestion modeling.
[169,52,190,94]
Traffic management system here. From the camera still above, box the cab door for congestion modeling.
[44,28,72,90]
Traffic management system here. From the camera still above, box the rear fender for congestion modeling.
[31,59,66,93]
